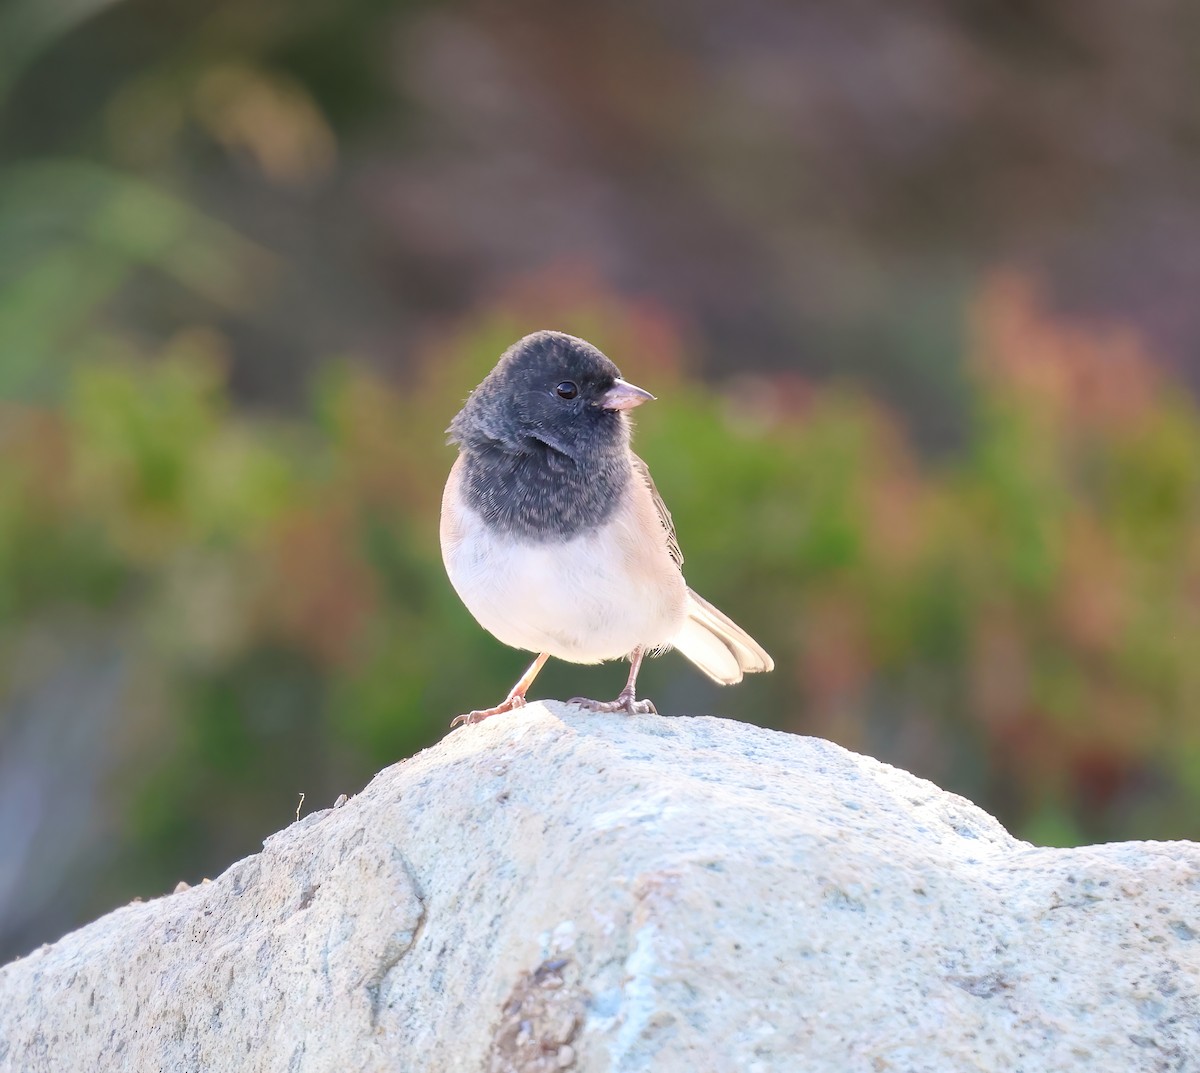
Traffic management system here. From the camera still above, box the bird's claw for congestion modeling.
[569,691,657,715]
[450,693,528,729]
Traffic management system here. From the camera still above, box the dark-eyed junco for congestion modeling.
[441,330,773,726]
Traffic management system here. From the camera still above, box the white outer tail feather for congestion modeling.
[672,589,774,686]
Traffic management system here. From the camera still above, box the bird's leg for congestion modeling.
[451,652,550,728]
[570,646,657,715]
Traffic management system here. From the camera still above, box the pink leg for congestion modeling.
[451,652,550,728]
[569,646,657,715]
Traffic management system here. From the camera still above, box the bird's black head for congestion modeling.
[448,331,654,463]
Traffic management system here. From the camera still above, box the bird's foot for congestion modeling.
[450,693,527,729]
[568,690,657,715]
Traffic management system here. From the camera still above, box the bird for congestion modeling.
[440,330,773,727]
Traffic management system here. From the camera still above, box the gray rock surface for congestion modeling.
[2,703,1199,1072]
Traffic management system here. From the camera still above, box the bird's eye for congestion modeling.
[555,381,578,400]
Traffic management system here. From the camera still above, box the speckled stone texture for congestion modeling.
[2,703,1199,1072]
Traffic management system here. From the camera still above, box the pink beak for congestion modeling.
[600,378,656,411]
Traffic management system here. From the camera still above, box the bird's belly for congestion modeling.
[443,507,687,663]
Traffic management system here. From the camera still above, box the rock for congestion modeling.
[2,703,1199,1072]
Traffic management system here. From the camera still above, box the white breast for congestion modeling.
[441,479,688,664]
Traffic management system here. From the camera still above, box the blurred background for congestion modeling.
[4,0,1200,961]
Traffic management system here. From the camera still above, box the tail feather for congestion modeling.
[672,589,774,686]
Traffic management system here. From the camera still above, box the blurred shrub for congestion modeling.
[7,0,1200,970]
[3,271,1200,951]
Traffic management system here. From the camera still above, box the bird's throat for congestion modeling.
[460,443,628,541]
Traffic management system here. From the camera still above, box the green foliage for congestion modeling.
[3,277,1200,909]
[3,0,1200,946]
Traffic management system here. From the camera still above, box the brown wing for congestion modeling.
[630,454,684,569]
